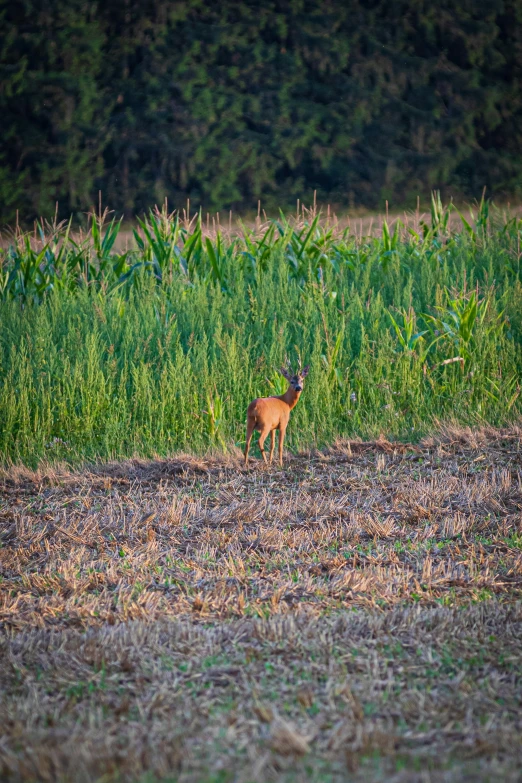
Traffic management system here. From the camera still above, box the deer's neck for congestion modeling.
[279,386,301,410]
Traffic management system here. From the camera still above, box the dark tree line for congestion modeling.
[1,0,521,223]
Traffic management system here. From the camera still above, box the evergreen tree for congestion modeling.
[1,0,521,224]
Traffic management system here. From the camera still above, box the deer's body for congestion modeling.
[244,362,309,466]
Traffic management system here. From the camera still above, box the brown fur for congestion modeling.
[244,363,309,466]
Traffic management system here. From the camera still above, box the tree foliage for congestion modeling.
[1,0,521,223]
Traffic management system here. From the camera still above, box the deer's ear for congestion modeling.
[301,365,310,377]
[280,366,292,381]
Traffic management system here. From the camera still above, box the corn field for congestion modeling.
[1,194,521,465]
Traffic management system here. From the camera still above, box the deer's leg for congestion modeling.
[278,426,286,466]
[258,427,270,464]
[269,429,276,464]
[244,417,255,465]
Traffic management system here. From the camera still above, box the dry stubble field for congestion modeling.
[1,426,522,782]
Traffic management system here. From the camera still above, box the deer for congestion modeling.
[244,360,310,467]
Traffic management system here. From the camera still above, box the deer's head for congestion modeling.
[280,360,310,393]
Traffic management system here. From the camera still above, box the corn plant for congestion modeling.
[265,372,287,396]
[203,391,227,449]
[422,291,500,363]
[420,190,452,239]
[321,327,345,389]
[452,191,491,247]
[205,234,236,293]
[179,216,204,282]
[276,214,328,284]
[91,210,122,264]
[133,206,184,283]
[378,219,402,270]
[387,308,429,354]
[3,236,56,304]
[239,221,276,277]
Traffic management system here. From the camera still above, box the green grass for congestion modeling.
[1,194,521,465]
